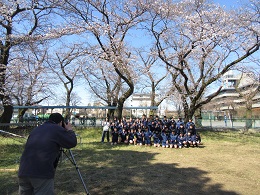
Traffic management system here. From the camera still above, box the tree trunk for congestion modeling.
[64,108,71,121]
[0,105,13,127]
[194,108,202,127]
[18,108,28,123]
[182,98,192,123]
[117,103,123,122]
[245,108,252,129]
[107,108,115,121]
[183,104,196,123]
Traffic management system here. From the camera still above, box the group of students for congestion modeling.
[101,115,201,149]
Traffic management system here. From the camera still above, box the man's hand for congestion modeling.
[64,122,74,131]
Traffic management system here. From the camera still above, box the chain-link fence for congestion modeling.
[198,118,260,129]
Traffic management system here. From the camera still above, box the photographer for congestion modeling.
[18,113,77,195]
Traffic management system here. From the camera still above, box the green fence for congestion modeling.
[198,118,260,129]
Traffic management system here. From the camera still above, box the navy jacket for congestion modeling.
[18,121,77,179]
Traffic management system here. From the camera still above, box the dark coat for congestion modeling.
[18,121,77,179]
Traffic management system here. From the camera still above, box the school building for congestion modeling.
[204,71,260,118]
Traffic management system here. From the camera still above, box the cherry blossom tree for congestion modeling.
[81,56,123,120]
[235,71,260,128]
[63,0,149,121]
[147,0,260,122]
[0,0,84,123]
[137,50,172,115]
[46,44,84,120]
[6,44,50,122]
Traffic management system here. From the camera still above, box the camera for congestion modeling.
[62,120,68,128]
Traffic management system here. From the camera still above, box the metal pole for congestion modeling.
[65,150,90,195]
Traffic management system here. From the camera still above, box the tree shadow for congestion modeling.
[0,171,18,195]
[0,140,235,195]
[55,146,238,195]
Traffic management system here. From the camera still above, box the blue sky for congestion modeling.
[214,0,250,8]
[49,0,254,106]
[75,0,253,106]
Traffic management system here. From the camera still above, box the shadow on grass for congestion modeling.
[1,128,258,195]
[54,145,238,195]
[0,171,19,195]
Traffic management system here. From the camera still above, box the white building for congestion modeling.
[208,71,260,111]
[129,93,156,117]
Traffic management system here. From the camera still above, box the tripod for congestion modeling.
[61,149,90,195]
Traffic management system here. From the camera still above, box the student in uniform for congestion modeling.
[120,128,128,144]
[191,133,197,147]
[185,119,195,130]
[135,128,144,146]
[182,132,189,148]
[169,130,178,149]
[186,131,194,147]
[169,117,176,129]
[161,130,169,148]
[195,133,202,146]
[143,127,152,146]
[163,125,171,138]
[149,120,156,133]
[128,128,135,145]
[111,127,119,145]
[186,119,196,135]
[177,132,186,148]
[162,116,169,127]
[176,118,184,129]
[176,123,185,135]
[169,122,176,133]
[153,130,160,147]
[141,114,148,127]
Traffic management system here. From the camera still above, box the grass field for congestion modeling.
[1,128,260,195]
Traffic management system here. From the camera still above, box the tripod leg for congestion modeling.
[68,150,90,195]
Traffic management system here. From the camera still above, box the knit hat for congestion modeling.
[49,113,64,124]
